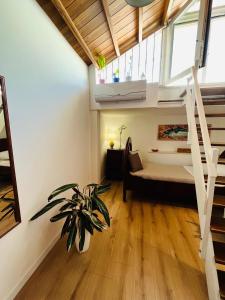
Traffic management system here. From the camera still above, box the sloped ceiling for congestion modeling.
[37,0,190,66]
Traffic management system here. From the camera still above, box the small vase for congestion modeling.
[75,230,91,253]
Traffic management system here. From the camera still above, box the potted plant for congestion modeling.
[30,183,111,253]
[97,55,106,84]
[113,68,120,83]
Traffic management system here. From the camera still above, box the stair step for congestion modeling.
[199,142,225,147]
[180,86,225,98]
[217,270,225,299]
[214,241,225,265]
[201,158,225,165]
[203,100,225,106]
[210,128,225,131]
[214,195,225,208]
[195,113,225,118]
[212,232,225,244]
[211,217,225,233]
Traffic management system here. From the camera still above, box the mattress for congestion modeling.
[185,164,225,177]
[0,159,10,167]
[130,162,194,184]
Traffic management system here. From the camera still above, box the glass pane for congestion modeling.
[139,40,147,80]
[153,31,162,82]
[95,30,162,84]
[205,16,225,83]
[212,0,225,7]
[106,62,113,83]
[118,54,126,82]
[125,49,132,81]
[132,45,139,81]
[171,22,198,77]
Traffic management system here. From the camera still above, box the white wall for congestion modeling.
[0,1,90,299]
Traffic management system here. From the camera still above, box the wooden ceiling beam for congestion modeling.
[101,0,120,57]
[162,0,174,25]
[138,7,143,43]
[51,0,98,67]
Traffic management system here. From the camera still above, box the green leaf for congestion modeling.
[0,198,15,203]
[48,184,78,201]
[0,208,14,221]
[93,196,110,226]
[30,198,65,221]
[79,217,86,251]
[81,212,93,235]
[61,215,72,238]
[59,202,73,211]
[67,216,77,251]
[95,183,111,195]
[1,203,14,213]
[50,211,72,222]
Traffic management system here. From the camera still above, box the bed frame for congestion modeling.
[123,137,197,205]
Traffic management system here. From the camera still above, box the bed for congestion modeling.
[0,139,11,182]
[123,137,197,204]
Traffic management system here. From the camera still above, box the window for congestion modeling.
[170,1,200,78]
[203,1,225,83]
[95,30,162,84]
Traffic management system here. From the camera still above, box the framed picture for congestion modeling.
[158,124,188,141]
[158,124,211,141]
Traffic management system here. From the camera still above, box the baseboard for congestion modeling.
[6,233,60,300]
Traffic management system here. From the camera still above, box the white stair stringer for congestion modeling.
[183,67,221,300]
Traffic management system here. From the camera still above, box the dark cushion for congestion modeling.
[129,152,143,172]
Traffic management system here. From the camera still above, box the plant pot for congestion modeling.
[113,77,119,83]
[99,79,105,84]
[75,230,91,253]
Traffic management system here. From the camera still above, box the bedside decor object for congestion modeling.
[119,125,127,149]
[30,183,111,253]
[97,54,106,84]
[109,140,114,149]
[177,148,191,153]
[113,68,119,83]
[158,124,188,141]
[106,149,125,180]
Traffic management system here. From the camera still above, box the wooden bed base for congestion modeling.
[123,137,197,205]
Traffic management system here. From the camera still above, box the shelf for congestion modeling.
[148,150,191,154]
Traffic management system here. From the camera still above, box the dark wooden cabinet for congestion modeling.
[106,149,125,180]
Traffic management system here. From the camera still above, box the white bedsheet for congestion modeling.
[184,164,225,177]
[130,162,194,184]
[0,159,10,167]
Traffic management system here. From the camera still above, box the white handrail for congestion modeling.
[173,66,219,258]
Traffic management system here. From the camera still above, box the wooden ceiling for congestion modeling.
[37,0,190,67]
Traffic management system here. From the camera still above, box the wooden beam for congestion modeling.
[162,0,174,25]
[101,0,120,57]
[51,0,98,67]
[138,7,143,43]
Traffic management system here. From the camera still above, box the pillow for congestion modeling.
[129,150,143,163]
[129,152,143,172]
[0,151,9,160]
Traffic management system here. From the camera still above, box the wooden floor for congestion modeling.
[16,182,208,300]
[0,184,16,236]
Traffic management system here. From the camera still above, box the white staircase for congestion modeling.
[183,67,225,300]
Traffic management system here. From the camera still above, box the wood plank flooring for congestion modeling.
[16,182,208,300]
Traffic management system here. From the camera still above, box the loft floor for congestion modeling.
[16,182,208,300]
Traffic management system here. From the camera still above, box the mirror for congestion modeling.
[0,75,21,237]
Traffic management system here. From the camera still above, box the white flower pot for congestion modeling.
[75,230,91,253]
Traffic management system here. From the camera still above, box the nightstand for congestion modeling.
[106,149,125,180]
